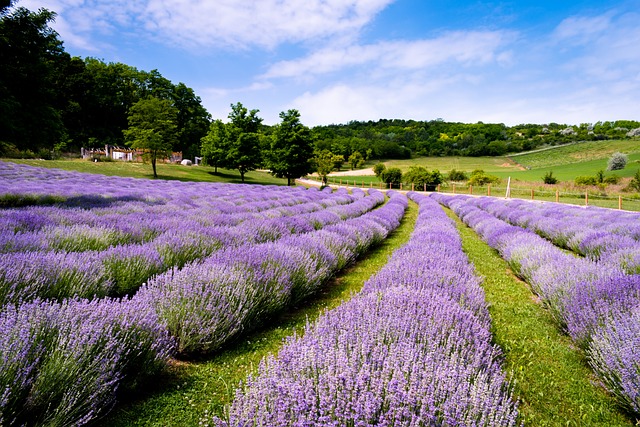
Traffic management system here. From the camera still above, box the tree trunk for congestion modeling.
[240,171,245,183]
[152,155,158,179]
[287,177,291,186]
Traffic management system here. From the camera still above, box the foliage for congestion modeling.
[313,150,339,185]
[373,162,386,178]
[380,167,403,186]
[447,168,468,181]
[603,175,620,185]
[607,152,628,171]
[468,169,500,186]
[224,102,263,183]
[347,151,365,170]
[123,96,178,178]
[266,109,314,186]
[575,175,598,186]
[403,165,442,190]
[542,171,558,184]
[201,119,229,173]
[628,170,640,192]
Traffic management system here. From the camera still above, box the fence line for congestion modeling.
[302,175,640,212]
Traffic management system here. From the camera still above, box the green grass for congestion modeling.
[509,139,640,169]
[103,200,419,426]
[447,208,636,426]
[3,159,288,185]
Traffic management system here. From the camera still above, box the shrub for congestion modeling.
[628,169,640,192]
[372,162,386,178]
[403,165,442,190]
[380,167,402,186]
[448,168,468,181]
[603,175,620,185]
[468,169,500,186]
[607,152,628,171]
[543,171,558,184]
[575,176,598,186]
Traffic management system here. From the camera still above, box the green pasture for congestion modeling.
[3,159,288,185]
[509,139,640,169]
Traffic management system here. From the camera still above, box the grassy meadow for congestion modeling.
[5,158,288,185]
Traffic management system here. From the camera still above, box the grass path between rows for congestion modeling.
[446,208,636,426]
[104,199,419,426]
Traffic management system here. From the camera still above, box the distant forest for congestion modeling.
[2,2,639,163]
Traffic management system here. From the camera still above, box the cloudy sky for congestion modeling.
[16,0,640,126]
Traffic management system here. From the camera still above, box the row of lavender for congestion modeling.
[433,194,640,417]
[214,192,519,426]
[470,197,640,274]
[0,170,405,425]
[0,164,389,306]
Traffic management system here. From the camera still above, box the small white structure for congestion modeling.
[181,159,193,166]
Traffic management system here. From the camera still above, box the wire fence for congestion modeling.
[303,175,640,212]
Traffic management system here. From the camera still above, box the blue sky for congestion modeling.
[17,0,640,127]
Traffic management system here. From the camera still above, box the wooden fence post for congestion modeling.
[469,185,473,194]
[452,183,456,194]
[487,184,491,196]
[619,195,622,210]
[555,189,559,203]
[585,189,589,206]
[400,182,403,190]
[436,184,440,192]
[412,183,415,191]
[531,189,534,200]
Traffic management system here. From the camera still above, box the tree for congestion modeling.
[373,163,386,178]
[542,171,558,184]
[607,152,628,171]
[172,82,210,160]
[403,166,442,190]
[0,6,66,151]
[123,96,178,178]
[267,109,314,185]
[313,150,337,186]
[225,102,263,183]
[201,119,228,173]
[348,151,365,170]
[447,169,467,181]
[468,169,500,186]
[380,167,403,186]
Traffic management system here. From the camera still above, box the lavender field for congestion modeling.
[0,161,638,426]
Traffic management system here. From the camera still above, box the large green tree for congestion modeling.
[267,109,314,185]
[123,96,178,178]
[225,102,262,183]
[0,5,66,152]
[200,119,228,173]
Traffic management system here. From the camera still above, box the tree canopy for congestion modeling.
[266,109,314,185]
[123,96,178,178]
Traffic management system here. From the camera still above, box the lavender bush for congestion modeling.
[433,193,640,417]
[215,193,519,426]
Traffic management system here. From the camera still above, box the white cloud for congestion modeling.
[262,30,512,79]
[21,0,395,51]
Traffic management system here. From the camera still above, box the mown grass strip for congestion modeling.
[104,199,419,427]
[446,208,635,426]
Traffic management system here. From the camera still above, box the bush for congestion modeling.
[603,175,620,185]
[627,169,640,192]
[447,168,468,181]
[607,152,628,171]
[468,169,500,186]
[380,167,402,186]
[403,166,442,190]
[575,176,598,186]
[372,163,386,178]
[543,171,558,184]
